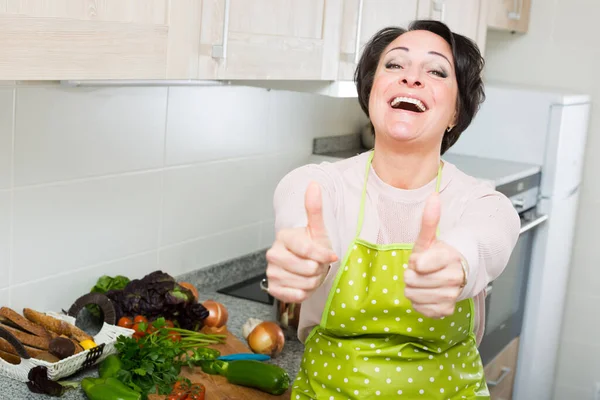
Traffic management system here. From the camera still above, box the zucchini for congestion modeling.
[224,360,289,395]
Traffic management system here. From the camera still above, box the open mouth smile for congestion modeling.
[389,96,428,113]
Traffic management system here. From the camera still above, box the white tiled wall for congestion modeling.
[0,83,366,315]
[484,1,600,399]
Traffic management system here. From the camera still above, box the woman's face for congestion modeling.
[368,30,458,151]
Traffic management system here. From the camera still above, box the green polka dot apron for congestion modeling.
[291,151,489,399]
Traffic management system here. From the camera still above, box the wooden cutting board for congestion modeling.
[149,329,292,400]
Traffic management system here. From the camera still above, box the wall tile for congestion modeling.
[267,90,321,154]
[158,223,261,277]
[161,157,266,246]
[260,151,313,220]
[0,191,9,289]
[14,87,167,186]
[10,252,157,314]
[0,89,13,190]
[12,172,161,284]
[0,288,8,307]
[165,86,270,166]
[258,220,275,250]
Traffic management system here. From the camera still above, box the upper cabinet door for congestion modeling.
[199,0,343,80]
[338,0,420,80]
[0,0,202,80]
[418,0,489,55]
[488,0,531,33]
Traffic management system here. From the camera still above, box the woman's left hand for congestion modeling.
[404,193,467,319]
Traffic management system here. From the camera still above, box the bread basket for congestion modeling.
[0,293,134,382]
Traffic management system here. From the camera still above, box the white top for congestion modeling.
[273,151,521,345]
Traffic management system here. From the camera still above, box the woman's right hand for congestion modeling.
[265,182,338,303]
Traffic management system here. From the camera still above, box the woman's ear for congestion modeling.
[447,110,458,131]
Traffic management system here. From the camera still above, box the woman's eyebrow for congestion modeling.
[386,46,451,65]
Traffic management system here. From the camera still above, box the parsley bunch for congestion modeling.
[113,318,226,399]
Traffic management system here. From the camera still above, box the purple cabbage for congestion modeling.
[106,271,208,331]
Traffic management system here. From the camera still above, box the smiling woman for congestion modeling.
[265,20,520,400]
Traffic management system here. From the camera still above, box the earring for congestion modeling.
[446,126,453,133]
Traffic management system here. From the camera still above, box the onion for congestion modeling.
[202,300,229,328]
[247,321,285,357]
[242,317,263,340]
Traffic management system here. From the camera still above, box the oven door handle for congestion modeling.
[519,214,548,235]
[487,367,511,387]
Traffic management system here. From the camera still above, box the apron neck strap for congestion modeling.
[355,151,443,239]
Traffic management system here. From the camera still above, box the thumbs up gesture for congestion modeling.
[404,193,468,318]
[265,182,338,304]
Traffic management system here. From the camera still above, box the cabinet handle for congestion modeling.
[353,0,364,64]
[487,367,511,387]
[212,0,231,59]
[433,0,446,23]
[508,0,522,20]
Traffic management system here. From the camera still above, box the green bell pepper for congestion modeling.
[98,355,123,379]
[81,377,141,400]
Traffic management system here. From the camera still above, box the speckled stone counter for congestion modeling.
[0,250,304,400]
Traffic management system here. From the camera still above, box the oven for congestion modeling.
[478,171,548,367]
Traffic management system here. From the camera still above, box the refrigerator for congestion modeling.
[447,82,592,400]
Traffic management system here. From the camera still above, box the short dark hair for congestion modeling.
[354,20,485,154]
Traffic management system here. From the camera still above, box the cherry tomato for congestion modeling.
[117,317,133,329]
[186,383,205,400]
[168,331,181,342]
[166,395,188,400]
[134,315,148,324]
[170,390,189,399]
[165,320,175,328]
[132,323,147,336]
[172,380,190,393]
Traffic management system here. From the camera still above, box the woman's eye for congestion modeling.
[385,62,402,69]
[429,69,447,78]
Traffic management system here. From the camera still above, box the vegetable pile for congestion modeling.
[110,317,225,398]
[103,271,209,331]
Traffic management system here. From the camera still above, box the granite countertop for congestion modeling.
[0,250,304,400]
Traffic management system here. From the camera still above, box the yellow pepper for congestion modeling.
[80,339,97,350]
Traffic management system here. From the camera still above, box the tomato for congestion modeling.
[168,331,181,342]
[165,320,175,328]
[190,383,205,393]
[132,323,147,336]
[134,315,148,324]
[187,383,205,400]
[166,395,188,400]
[172,380,190,392]
[117,317,133,329]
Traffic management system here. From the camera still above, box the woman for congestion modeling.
[265,20,520,399]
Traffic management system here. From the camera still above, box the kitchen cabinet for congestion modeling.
[0,0,202,80]
[483,337,519,400]
[417,0,489,55]
[487,0,531,33]
[337,0,420,81]
[198,0,343,80]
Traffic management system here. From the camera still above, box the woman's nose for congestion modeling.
[400,68,423,87]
